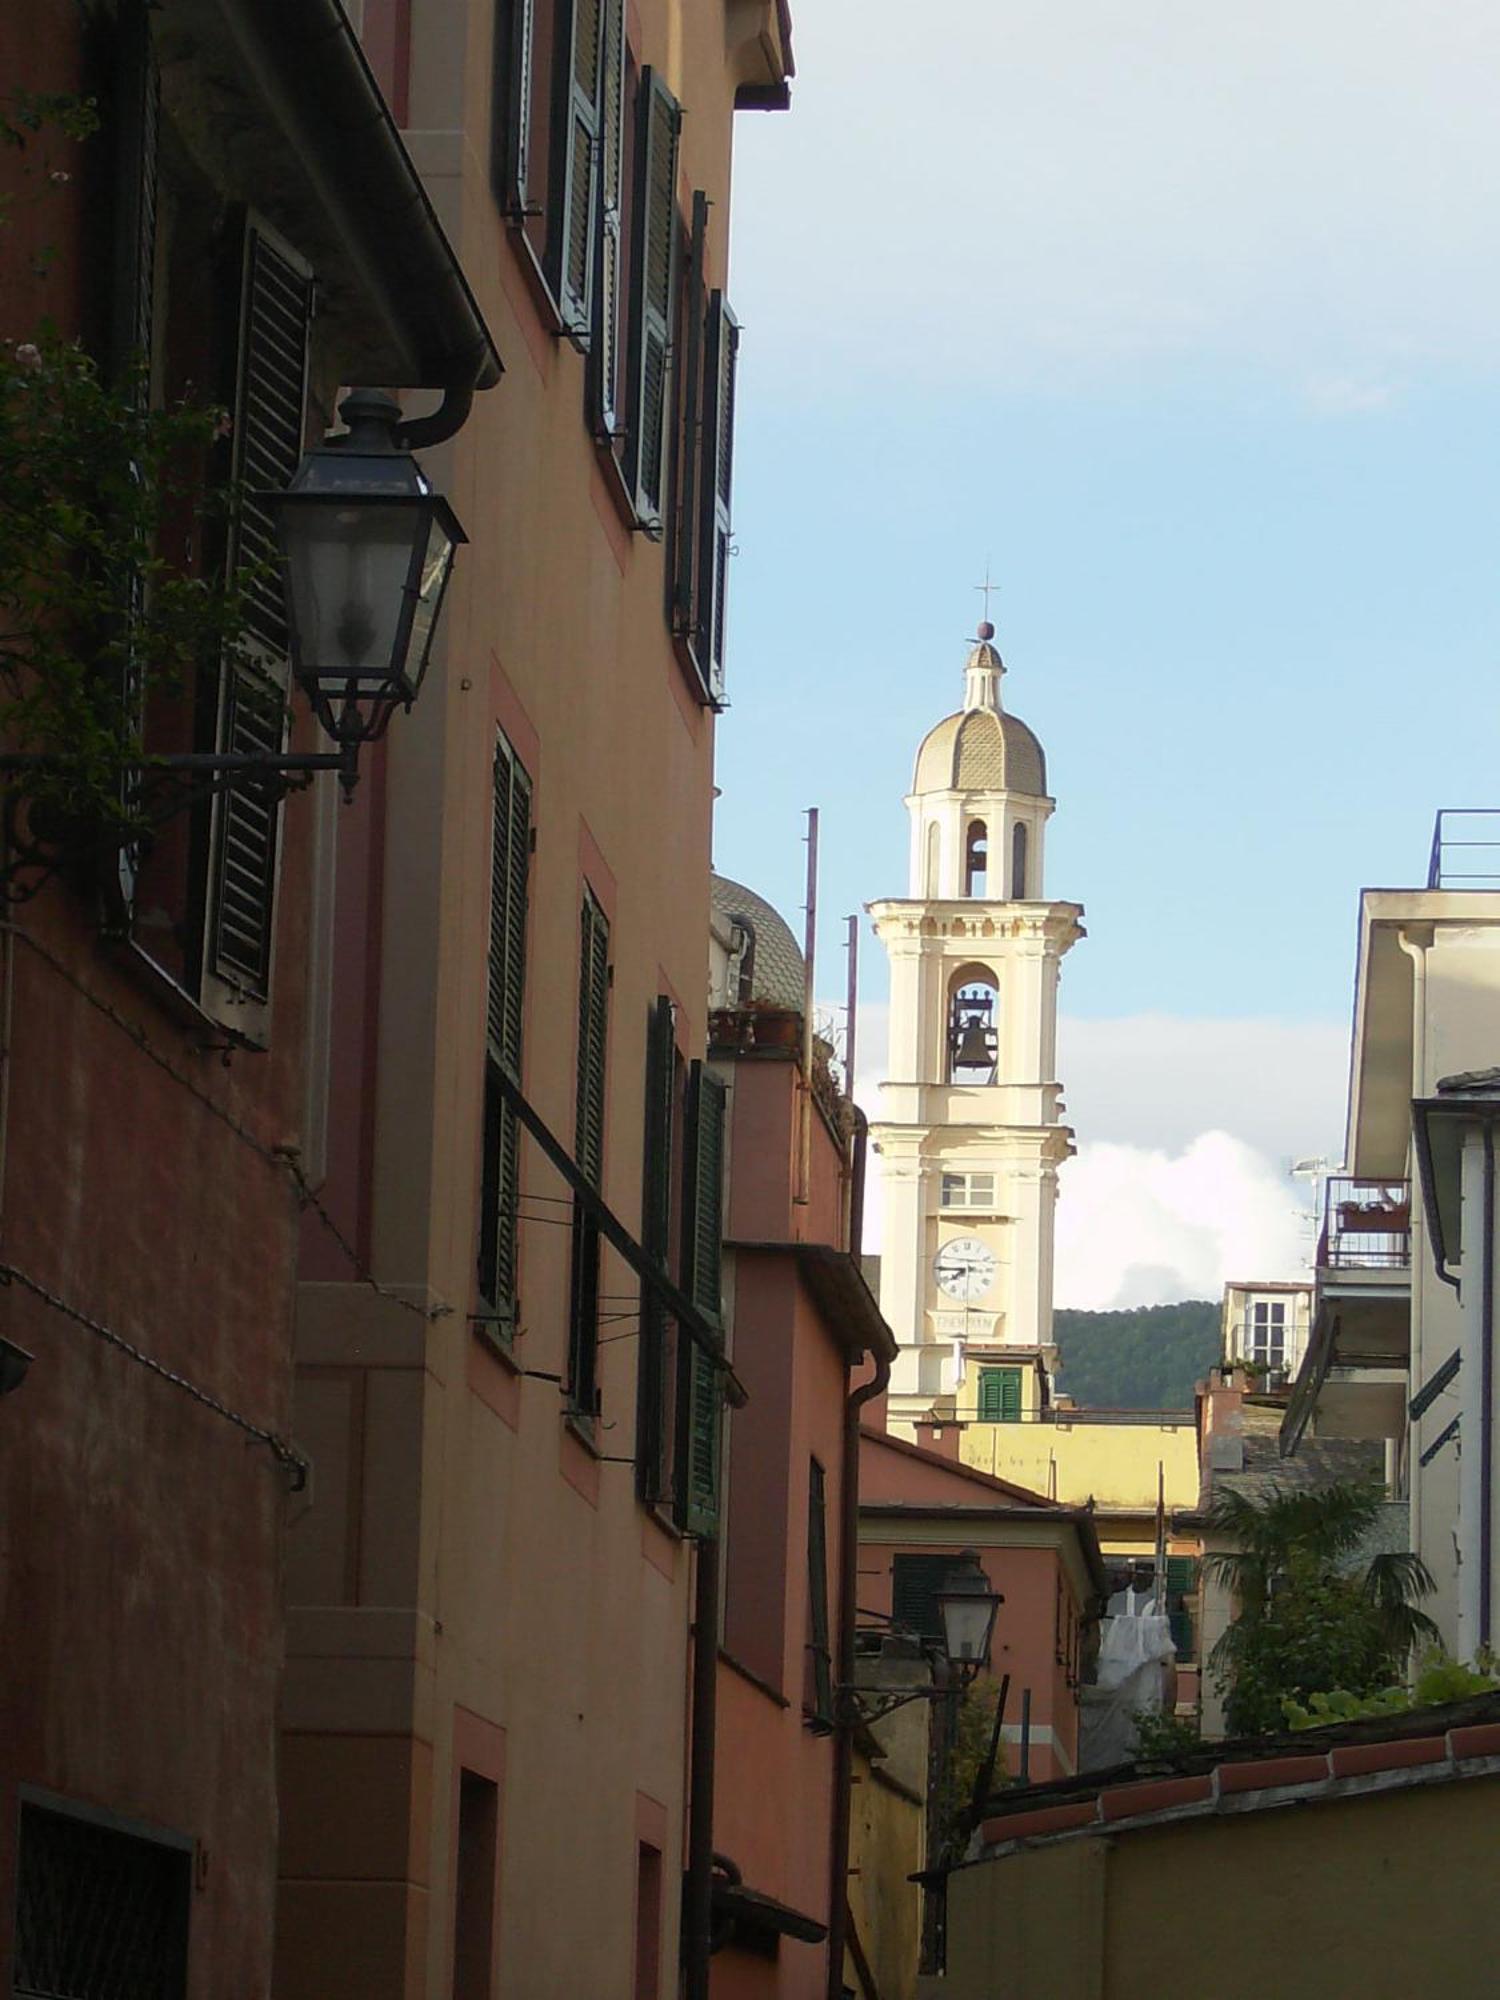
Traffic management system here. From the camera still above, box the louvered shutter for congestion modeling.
[678,1063,726,1536]
[203,225,312,1027]
[575,889,610,1186]
[636,996,677,1500]
[548,0,604,337]
[695,292,739,704]
[670,192,708,640]
[625,70,681,528]
[891,1554,951,1645]
[981,1365,1022,1424]
[494,0,537,218]
[806,1459,834,1728]
[589,0,627,434]
[479,736,532,1316]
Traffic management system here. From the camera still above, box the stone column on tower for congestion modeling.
[868,620,1084,1434]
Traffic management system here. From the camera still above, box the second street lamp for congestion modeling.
[935,1549,1003,1686]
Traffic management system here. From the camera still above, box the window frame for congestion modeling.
[476,729,534,1341]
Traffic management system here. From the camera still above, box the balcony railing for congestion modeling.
[1318,1176,1411,1271]
[1427,810,1500,890]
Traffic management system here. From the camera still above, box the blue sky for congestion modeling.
[707,0,1500,1304]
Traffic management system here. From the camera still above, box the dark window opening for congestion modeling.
[568,887,610,1420]
[477,732,532,1333]
[13,1797,191,2000]
[1011,820,1028,900]
[964,819,988,896]
[453,1771,499,2000]
[948,981,998,1084]
[805,1458,834,1730]
[633,1842,663,2000]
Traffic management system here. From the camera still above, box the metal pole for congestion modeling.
[1018,1687,1032,1783]
[797,807,818,1206]
[1483,1124,1495,1649]
[844,913,858,1105]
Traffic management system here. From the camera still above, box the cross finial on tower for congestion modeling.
[974,560,999,639]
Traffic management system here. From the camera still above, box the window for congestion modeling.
[477,732,532,1333]
[805,1458,834,1731]
[633,1842,663,2000]
[1011,820,1028,899]
[624,69,681,530]
[1165,1555,1198,1663]
[940,1171,996,1211]
[636,996,680,1504]
[890,1553,952,1646]
[109,5,314,1042]
[13,1796,191,1999]
[948,980,998,1084]
[453,1771,499,2000]
[964,819,988,896]
[588,0,627,433]
[568,888,610,1420]
[978,1366,1022,1424]
[676,1061,727,1533]
[1247,1299,1287,1369]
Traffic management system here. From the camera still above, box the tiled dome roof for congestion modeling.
[710,874,805,1010]
[913,706,1046,796]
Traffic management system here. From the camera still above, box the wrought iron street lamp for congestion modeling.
[269,388,466,761]
[0,388,468,900]
[934,1549,1003,1686]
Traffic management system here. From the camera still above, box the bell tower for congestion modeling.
[869,621,1084,1432]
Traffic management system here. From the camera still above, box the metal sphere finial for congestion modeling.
[977,619,995,642]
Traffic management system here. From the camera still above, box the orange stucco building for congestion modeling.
[275,3,793,1996]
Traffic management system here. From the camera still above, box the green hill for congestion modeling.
[1053,1301,1219,1411]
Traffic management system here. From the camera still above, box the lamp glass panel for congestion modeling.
[939,1591,996,1664]
[283,501,421,690]
[402,510,460,696]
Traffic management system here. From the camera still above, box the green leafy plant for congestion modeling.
[1284,1650,1500,1730]
[1131,1706,1201,1759]
[937,1677,1010,1829]
[1206,1479,1441,1737]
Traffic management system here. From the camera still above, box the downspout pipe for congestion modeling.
[1483,1122,1495,1649]
[683,1532,721,2000]
[827,1114,887,2000]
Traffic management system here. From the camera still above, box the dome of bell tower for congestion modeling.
[911,631,1047,798]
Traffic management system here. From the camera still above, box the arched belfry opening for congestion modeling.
[948,967,999,1084]
[964,820,988,897]
[1011,821,1028,900]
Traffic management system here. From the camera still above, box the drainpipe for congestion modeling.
[826,1113,887,2000]
[683,1532,721,2000]
[1483,1123,1495,1648]
[1397,927,1429,1538]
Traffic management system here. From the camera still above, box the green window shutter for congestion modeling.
[669,191,708,643]
[479,735,532,1318]
[588,0,627,434]
[978,1366,1021,1423]
[574,889,610,1185]
[891,1554,951,1646]
[204,225,313,1019]
[625,68,681,528]
[678,1062,726,1536]
[493,0,537,219]
[805,1459,834,1730]
[694,291,739,704]
[636,996,677,1501]
[547,0,604,337]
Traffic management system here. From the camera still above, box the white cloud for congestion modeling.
[1054,1131,1309,1310]
[732,0,1500,390]
[1302,373,1400,417]
[844,1007,1346,1312]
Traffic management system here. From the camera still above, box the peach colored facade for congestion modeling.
[857,1432,1106,1783]
[711,1041,895,1997]
[276,4,791,1997]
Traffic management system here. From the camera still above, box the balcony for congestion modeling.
[1427,809,1500,890]
[1318,1176,1411,1273]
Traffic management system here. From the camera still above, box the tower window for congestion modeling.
[964,819,988,896]
[1011,821,1028,899]
[978,1366,1023,1424]
[925,821,941,896]
[941,1172,996,1210]
[949,981,998,1084]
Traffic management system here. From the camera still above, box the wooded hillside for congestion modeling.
[1053,1300,1219,1410]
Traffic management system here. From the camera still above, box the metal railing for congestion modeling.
[1428,810,1500,890]
[1318,1176,1411,1271]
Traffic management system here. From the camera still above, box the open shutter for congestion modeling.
[678,1063,726,1535]
[806,1460,834,1729]
[575,890,610,1186]
[200,225,311,1031]
[636,996,677,1500]
[479,736,532,1317]
[695,292,739,703]
[625,70,681,528]
[493,0,537,217]
[670,192,708,639]
[589,0,627,433]
[548,0,604,337]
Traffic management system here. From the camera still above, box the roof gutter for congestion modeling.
[208,0,502,410]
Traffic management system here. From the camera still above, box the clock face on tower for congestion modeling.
[934,1236,997,1302]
